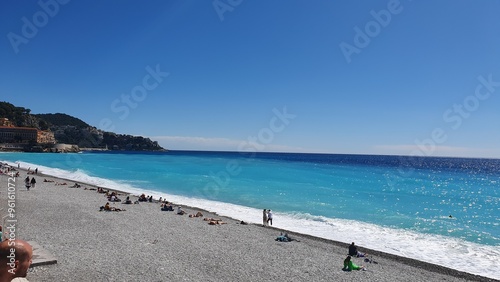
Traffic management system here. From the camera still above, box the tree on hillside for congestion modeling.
[35,113,89,128]
[0,101,31,126]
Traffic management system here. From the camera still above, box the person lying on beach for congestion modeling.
[208,219,227,225]
[343,255,366,271]
[348,242,366,257]
[101,202,111,211]
[55,182,67,186]
[44,178,54,182]
[161,203,174,211]
[69,182,81,188]
[203,218,226,225]
[188,212,203,218]
[97,187,105,193]
[100,202,125,212]
[275,232,297,242]
[176,206,186,215]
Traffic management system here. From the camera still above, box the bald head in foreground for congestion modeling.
[0,239,33,282]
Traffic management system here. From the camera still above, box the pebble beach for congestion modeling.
[0,172,496,282]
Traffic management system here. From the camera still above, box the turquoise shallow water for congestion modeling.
[1,151,499,279]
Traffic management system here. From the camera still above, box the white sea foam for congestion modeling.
[6,160,500,280]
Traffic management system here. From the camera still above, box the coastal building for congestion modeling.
[37,130,56,144]
[0,117,55,144]
[0,126,37,143]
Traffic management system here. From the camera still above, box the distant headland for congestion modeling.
[0,101,166,152]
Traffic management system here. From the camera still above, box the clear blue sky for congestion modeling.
[2,0,500,158]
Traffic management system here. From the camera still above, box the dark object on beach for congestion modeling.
[138,194,148,202]
[123,196,133,204]
[161,204,174,211]
[349,242,366,257]
[275,232,297,242]
[100,202,125,212]
[240,221,248,225]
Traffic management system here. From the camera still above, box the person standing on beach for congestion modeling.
[24,176,30,191]
[30,177,36,189]
[0,239,33,282]
[267,210,273,226]
[263,209,268,226]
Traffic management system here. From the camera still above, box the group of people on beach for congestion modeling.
[262,209,273,226]
[100,193,230,225]
[27,167,38,175]
[24,175,36,191]
[160,201,174,211]
[138,193,154,202]
[1,167,381,280]
[343,242,372,271]
[0,162,20,177]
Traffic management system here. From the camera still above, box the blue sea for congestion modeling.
[1,151,499,279]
